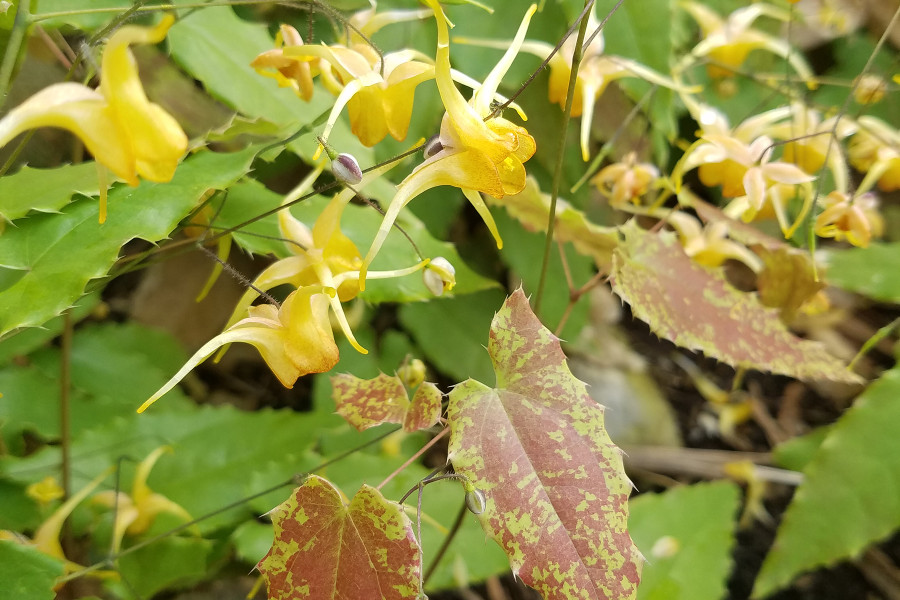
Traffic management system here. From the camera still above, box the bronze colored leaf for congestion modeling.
[257,475,422,600]
[448,289,642,600]
[611,220,859,383]
[333,373,441,433]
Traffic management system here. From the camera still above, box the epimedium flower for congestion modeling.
[1,469,117,577]
[217,158,429,361]
[680,1,815,84]
[92,446,195,553]
[0,15,188,223]
[848,116,900,192]
[359,0,538,287]
[138,284,340,413]
[592,152,660,208]
[814,191,883,248]
[667,211,762,272]
[251,24,322,101]
[456,7,696,161]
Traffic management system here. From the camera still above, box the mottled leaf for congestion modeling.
[448,289,642,600]
[490,178,618,272]
[258,475,422,600]
[0,147,258,334]
[0,163,103,222]
[611,221,860,383]
[629,482,740,600]
[753,368,900,598]
[825,243,900,303]
[332,373,441,433]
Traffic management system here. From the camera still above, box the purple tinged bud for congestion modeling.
[333,153,362,185]
[423,134,443,159]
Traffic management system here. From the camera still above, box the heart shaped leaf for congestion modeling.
[258,475,422,600]
[332,373,442,433]
[447,289,642,600]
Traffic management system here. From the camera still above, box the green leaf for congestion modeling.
[114,537,213,598]
[232,520,276,565]
[0,480,41,530]
[32,0,131,28]
[0,292,98,366]
[0,163,103,222]
[0,540,64,600]
[0,321,194,453]
[215,179,498,302]
[825,243,900,303]
[258,475,422,600]
[1,404,334,533]
[399,289,504,383]
[772,427,830,473]
[753,367,900,598]
[332,373,442,432]
[629,481,740,600]
[612,221,861,383]
[0,147,259,335]
[448,288,642,600]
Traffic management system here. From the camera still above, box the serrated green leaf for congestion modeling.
[0,292,99,366]
[448,288,642,600]
[114,537,213,598]
[399,289,503,383]
[258,476,422,600]
[215,179,498,301]
[0,540,64,600]
[0,163,103,222]
[629,481,740,600]
[1,404,335,533]
[753,368,900,598]
[612,221,861,383]
[826,243,900,303]
[0,147,258,335]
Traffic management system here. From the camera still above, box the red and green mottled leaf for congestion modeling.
[257,475,421,600]
[447,289,642,600]
[404,382,443,433]
[753,367,900,598]
[332,373,441,433]
[611,220,860,383]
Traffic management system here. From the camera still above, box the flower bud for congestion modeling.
[423,134,443,159]
[465,488,486,515]
[423,257,456,296]
[333,152,363,185]
[853,74,887,105]
[398,358,426,388]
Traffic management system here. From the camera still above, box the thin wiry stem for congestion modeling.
[535,0,595,313]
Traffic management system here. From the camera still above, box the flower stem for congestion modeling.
[0,0,36,104]
[534,0,594,313]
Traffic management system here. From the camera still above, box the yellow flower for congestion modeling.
[667,211,762,271]
[815,191,883,248]
[219,161,427,359]
[92,447,195,553]
[848,116,900,192]
[138,285,340,413]
[0,16,187,223]
[25,476,65,507]
[457,8,694,161]
[251,25,321,101]
[359,0,538,287]
[681,1,814,83]
[2,469,117,578]
[765,102,856,192]
[301,43,435,149]
[680,131,815,237]
[592,152,659,207]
